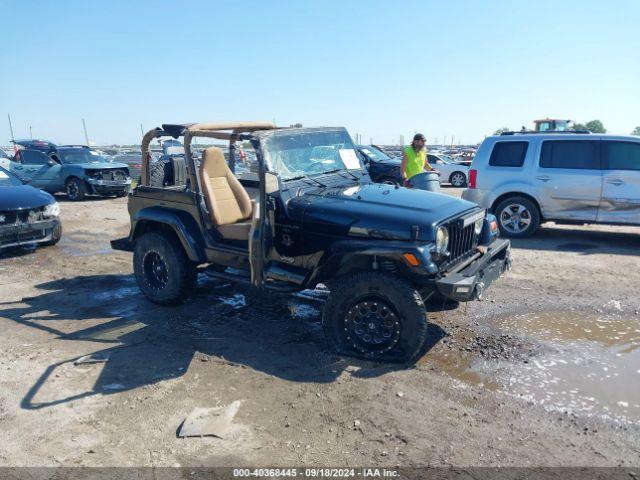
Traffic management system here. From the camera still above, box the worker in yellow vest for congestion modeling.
[401,133,434,189]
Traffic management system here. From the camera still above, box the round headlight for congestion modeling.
[474,217,484,235]
[435,226,449,254]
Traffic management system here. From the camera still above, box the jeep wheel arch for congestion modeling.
[131,207,207,263]
[310,240,439,287]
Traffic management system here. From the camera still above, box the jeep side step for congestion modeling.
[201,265,301,293]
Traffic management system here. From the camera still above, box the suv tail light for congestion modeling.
[469,169,477,189]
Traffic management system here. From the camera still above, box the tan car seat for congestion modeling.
[199,147,253,240]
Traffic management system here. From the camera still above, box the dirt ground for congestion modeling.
[0,189,639,467]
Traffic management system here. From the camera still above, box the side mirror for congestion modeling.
[47,159,56,166]
[265,172,279,194]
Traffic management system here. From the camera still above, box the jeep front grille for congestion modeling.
[442,221,478,270]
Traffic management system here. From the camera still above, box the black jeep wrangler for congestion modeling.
[112,122,511,362]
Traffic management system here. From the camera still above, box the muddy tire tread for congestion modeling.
[133,231,197,305]
[322,271,428,363]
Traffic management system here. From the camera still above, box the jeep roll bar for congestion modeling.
[139,122,276,187]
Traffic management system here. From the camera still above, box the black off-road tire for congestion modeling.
[133,231,198,305]
[322,272,428,363]
[115,187,129,197]
[149,160,172,188]
[65,177,86,201]
[494,196,541,238]
[43,224,62,246]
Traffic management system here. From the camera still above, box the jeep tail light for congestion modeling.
[469,169,477,189]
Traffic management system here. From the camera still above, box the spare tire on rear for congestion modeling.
[149,156,189,188]
[149,160,173,187]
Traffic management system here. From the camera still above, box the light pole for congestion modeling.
[82,118,90,145]
[7,114,15,142]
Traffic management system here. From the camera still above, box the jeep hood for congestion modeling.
[297,183,479,242]
[0,185,55,210]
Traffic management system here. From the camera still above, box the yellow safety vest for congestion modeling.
[404,146,429,179]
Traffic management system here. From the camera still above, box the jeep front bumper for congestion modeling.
[435,238,511,302]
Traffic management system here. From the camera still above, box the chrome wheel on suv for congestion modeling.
[495,196,540,237]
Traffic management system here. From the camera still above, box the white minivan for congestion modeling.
[462,132,640,237]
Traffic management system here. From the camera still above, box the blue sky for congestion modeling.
[2,0,639,145]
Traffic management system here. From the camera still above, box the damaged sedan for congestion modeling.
[10,145,131,200]
[0,166,62,251]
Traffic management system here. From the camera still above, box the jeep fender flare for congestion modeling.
[309,239,438,285]
[130,207,206,262]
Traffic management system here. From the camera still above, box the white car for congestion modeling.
[427,153,469,187]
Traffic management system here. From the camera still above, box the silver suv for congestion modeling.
[462,132,640,237]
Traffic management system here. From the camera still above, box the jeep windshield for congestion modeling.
[56,148,109,164]
[262,128,363,180]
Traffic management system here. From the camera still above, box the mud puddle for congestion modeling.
[425,309,640,425]
[418,348,500,390]
[487,310,640,424]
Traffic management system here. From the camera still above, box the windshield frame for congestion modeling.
[256,127,364,181]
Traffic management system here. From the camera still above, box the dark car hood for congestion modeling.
[295,183,479,241]
[0,185,55,210]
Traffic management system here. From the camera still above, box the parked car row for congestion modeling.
[7,140,132,200]
[4,128,639,255]
[0,140,133,252]
[357,145,469,187]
